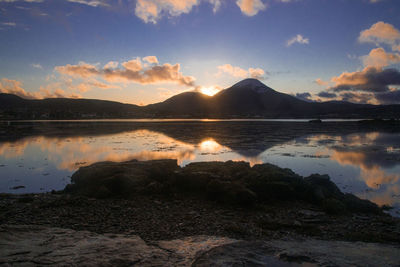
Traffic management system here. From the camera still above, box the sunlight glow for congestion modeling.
[200,86,220,96]
[199,139,222,151]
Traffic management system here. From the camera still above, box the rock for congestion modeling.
[343,193,381,214]
[322,198,347,214]
[304,174,343,202]
[183,161,251,181]
[0,225,235,266]
[2,225,399,266]
[65,159,382,214]
[246,163,305,201]
[193,239,400,266]
[66,159,179,197]
[206,180,257,205]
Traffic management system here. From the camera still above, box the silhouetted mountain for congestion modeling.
[143,92,213,117]
[0,94,141,119]
[1,79,400,119]
[211,79,312,117]
[143,79,400,118]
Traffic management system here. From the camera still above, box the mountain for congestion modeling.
[0,94,141,119]
[1,79,400,119]
[143,79,400,118]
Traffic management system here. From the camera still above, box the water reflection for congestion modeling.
[0,122,399,216]
[260,132,400,215]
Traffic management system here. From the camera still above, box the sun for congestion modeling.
[200,86,220,96]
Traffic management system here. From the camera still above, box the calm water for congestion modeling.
[1,121,399,216]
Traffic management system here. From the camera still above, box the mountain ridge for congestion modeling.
[1,79,399,119]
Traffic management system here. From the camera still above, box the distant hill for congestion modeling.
[0,94,141,119]
[1,79,399,119]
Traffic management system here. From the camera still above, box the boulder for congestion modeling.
[65,159,179,197]
[65,159,382,214]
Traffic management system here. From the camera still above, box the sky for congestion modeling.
[0,0,400,105]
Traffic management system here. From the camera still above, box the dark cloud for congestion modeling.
[317,91,337,98]
[331,67,400,93]
[295,92,312,101]
[339,92,374,104]
[375,90,400,104]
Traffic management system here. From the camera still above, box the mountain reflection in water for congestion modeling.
[0,121,399,216]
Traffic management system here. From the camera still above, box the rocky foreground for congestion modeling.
[1,159,400,266]
[1,225,400,266]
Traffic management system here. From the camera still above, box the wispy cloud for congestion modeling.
[31,63,43,69]
[0,0,43,2]
[217,64,266,79]
[1,22,16,26]
[66,0,109,7]
[0,78,80,99]
[314,78,329,86]
[287,34,309,47]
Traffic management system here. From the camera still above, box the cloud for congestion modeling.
[316,67,400,104]
[31,63,43,69]
[66,80,120,93]
[218,64,248,78]
[236,0,266,16]
[339,91,377,104]
[56,57,196,87]
[135,0,201,24]
[134,0,269,22]
[103,61,118,69]
[287,34,309,47]
[56,62,99,78]
[217,64,266,79]
[143,56,158,64]
[1,22,16,27]
[375,89,400,104]
[359,21,400,51]
[248,67,265,79]
[314,78,329,86]
[317,91,337,99]
[66,0,109,7]
[315,21,400,105]
[330,66,400,93]
[361,47,400,68]
[0,78,80,99]
[121,57,142,71]
[295,92,312,101]
[208,0,221,13]
[0,0,43,2]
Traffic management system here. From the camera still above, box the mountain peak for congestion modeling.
[231,79,273,94]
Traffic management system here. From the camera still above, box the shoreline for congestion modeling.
[1,192,399,244]
[2,159,400,245]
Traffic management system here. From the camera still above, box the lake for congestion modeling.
[1,120,399,216]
